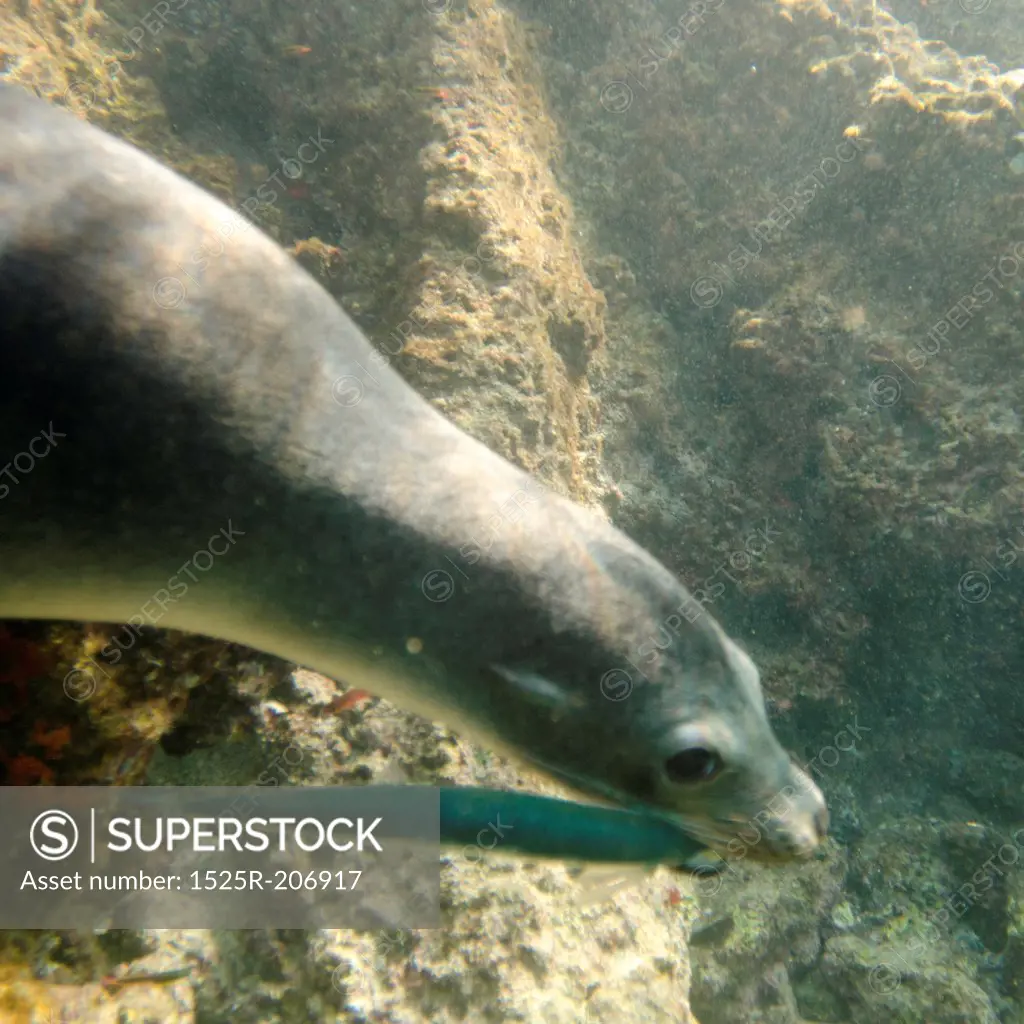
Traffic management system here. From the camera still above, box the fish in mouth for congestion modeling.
[0,84,827,864]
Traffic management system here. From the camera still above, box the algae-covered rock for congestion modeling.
[0,961,193,1023]
[687,842,845,1023]
[1006,871,1024,1008]
[948,749,1024,822]
[821,929,1001,1023]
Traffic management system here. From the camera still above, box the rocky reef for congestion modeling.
[1,0,1022,1019]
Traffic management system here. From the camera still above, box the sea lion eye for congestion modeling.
[665,747,721,784]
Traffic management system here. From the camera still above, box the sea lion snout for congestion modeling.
[729,640,830,858]
[741,761,830,861]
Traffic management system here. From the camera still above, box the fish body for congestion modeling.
[0,85,826,861]
[438,786,721,870]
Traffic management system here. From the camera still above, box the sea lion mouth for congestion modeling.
[676,764,830,863]
[533,755,828,865]
[662,806,828,863]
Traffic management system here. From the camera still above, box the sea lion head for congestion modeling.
[634,624,829,863]
[451,515,830,865]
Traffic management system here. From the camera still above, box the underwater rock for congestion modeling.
[820,931,1000,1024]
[1005,871,1024,1006]
[948,748,1024,822]
[687,843,845,1023]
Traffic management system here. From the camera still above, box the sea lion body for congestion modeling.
[0,85,826,860]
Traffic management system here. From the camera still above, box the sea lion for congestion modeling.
[0,84,827,861]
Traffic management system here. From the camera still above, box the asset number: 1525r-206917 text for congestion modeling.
[188,869,362,891]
